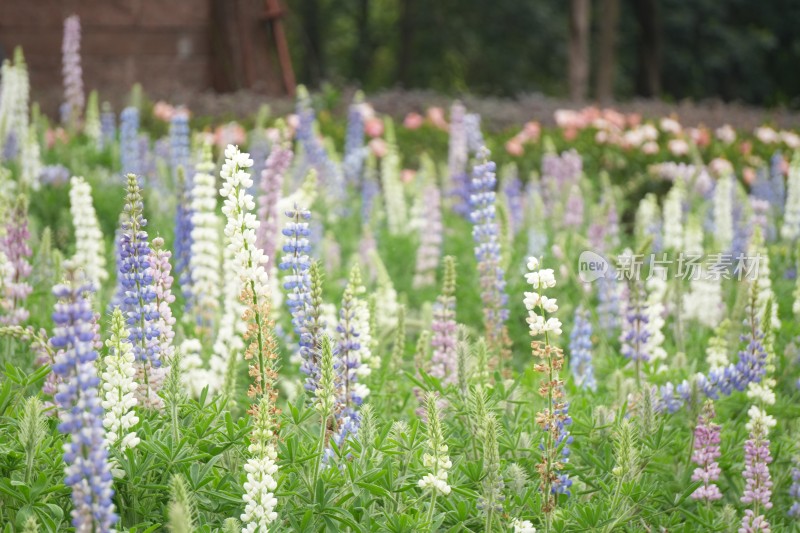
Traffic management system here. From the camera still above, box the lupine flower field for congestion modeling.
[4,17,800,533]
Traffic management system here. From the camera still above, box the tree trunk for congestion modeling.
[301,0,324,86]
[568,0,591,101]
[595,0,619,102]
[632,0,661,97]
[351,0,372,83]
[397,0,414,87]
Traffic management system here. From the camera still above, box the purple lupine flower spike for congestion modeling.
[620,282,650,364]
[100,102,115,150]
[343,93,366,186]
[1,196,32,325]
[50,267,117,532]
[569,306,596,391]
[174,166,193,309]
[447,101,469,216]
[469,147,510,363]
[150,237,176,364]
[61,15,84,127]
[332,265,369,448]
[789,458,800,519]
[690,402,722,501]
[257,129,293,261]
[412,184,443,289]
[118,174,163,409]
[429,256,458,384]
[541,149,582,215]
[740,416,774,532]
[120,107,140,177]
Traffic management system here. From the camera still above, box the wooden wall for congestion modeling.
[0,0,284,114]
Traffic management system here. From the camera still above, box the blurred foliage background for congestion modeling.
[282,0,800,107]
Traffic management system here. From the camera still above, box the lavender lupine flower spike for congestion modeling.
[343,92,366,186]
[174,167,193,307]
[169,110,191,177]
[51,267,117,532]
[1,196,32,325]
[690,401,722,501]
[61,15,84,127]
[620,280,650,382]
[412,184,443,289]
[333,265,370,448]
[447,101,469,216]
[295,86,341,192]
[100,102,115,150]
[569,306,596,391]
[429,256,458,384]
[740,409,774,532]
[469,147,510,364]
[789,458,800,519]
[120,107,140,177]
[279,204,321,389]
[257,127,293,260]
[118,174,163,409]
[150,237,176,365]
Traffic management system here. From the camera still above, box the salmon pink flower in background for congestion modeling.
[403,112,424,129]
[369,137,387,158]
[364,117,384,138]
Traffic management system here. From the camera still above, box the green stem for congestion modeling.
[426,492,437,531]
[311,413,328,491]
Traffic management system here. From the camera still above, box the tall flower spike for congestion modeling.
[782,152,800,242]
[219,144,281,530]
[620,281,651,374]
[740,408,774,532]
[714,172,735,251]
[101,308,140,451]
[150,237,176,365]
[429,256,458,384]
[343,92,366,186]
[447,101,469,216]
[84,90,101,146]
[381,118,408,235]
[332,265,370,448]
[257,126,293,261]
[569,306,596,391]
[789,458,800,519]
[118,173,163,409]
[1,195,32,325]
[61,14,84,128]
[525,256,572,510]
[294,85,341,192]
[188,143,222,335]
[218,144,274,395]
[100,101,115,150]
[470,147,510,365]
[412,184,443,289]
[0,48,30,152]
[278,204,319,389]
[50,267,117,532]
[662,179,685,250]
[479,414,504,529]
[418,391,452,496]
[120,107,140,177]
[690,401,722,501]
[69,177,107,289]
[174,167,194,308]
